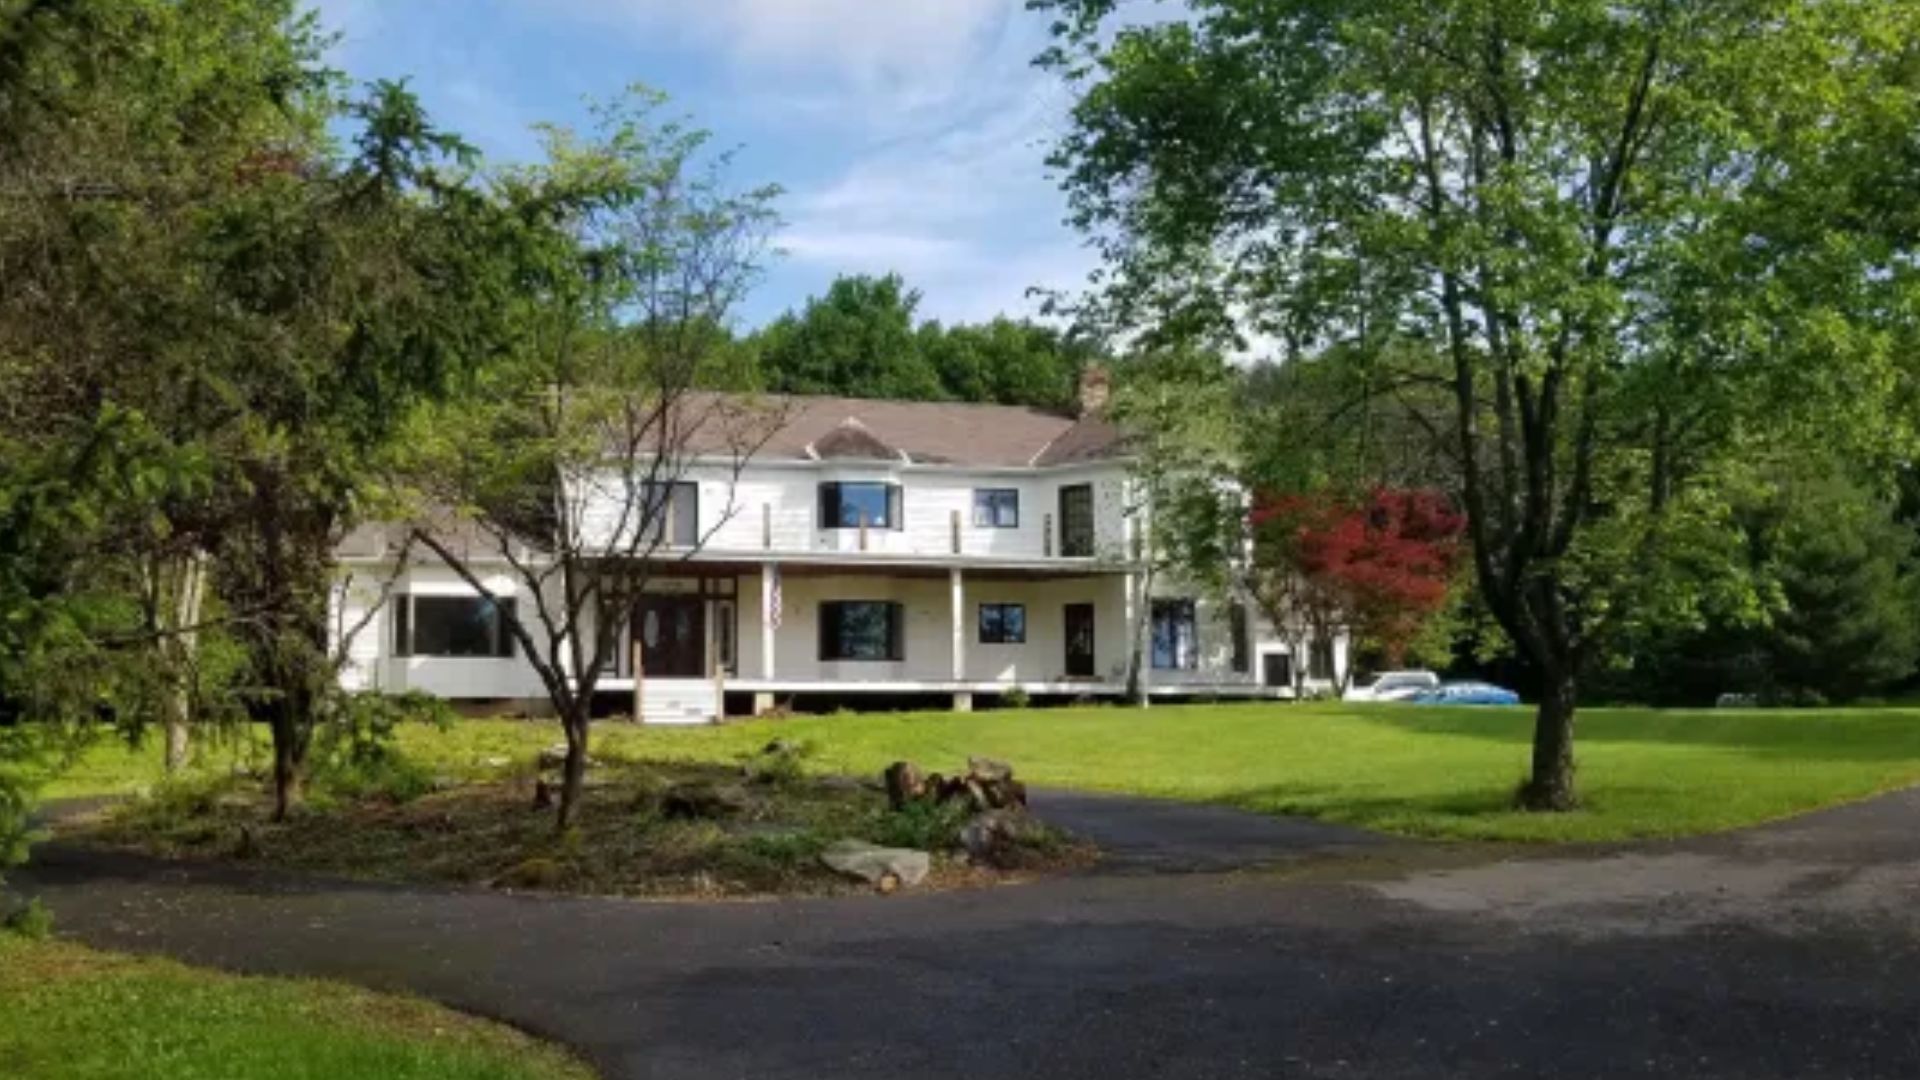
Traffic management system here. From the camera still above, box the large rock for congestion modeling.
[960,809,1043,869]
[820,839,930,891]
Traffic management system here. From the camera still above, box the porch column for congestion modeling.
[1127,570,1150,706]
[755,561,778,715]
[950,567,970,712]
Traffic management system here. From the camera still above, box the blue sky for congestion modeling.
[308,0,1096,329]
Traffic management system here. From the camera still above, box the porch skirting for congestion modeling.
[591,676,1298,724]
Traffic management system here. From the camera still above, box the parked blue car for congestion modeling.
[1408,681,1522,706]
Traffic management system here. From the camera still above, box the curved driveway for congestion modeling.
[17,787,1920,1079]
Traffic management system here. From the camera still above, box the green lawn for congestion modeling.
[53,702,1920,842]
[0,936,594,1080]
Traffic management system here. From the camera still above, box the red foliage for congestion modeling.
[1251,489,1466,664]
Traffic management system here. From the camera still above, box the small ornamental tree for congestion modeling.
[1251,489,1465,687]
[408,92,782,830]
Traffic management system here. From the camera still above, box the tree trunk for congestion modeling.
[1519,667,1578,811]
[162,553,206,773]
[271,710,299,821]
[556,712,589,832]
[165,717,191,774]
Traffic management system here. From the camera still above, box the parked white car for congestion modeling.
[1343,670,1442,703]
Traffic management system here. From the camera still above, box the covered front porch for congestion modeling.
[595,556,1291,724]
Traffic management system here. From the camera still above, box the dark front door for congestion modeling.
[635,596,706,678]
[1064,603,1096,678]
[1263,652,1293,689]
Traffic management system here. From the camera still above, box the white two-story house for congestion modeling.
[332,371,1346,723]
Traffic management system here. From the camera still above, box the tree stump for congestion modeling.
[884,761,925,810]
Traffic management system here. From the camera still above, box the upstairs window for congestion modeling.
[819,482,902,530]
[641,482,698,548]
[1150,599,1198,670]
[819,601,905,661]
[1059,484,1095,557]
[978,603,1027,644]
[396,596,516,658]
[973,489,1020,528]
[1309,636,1337,680]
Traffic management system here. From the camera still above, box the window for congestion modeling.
[973,488,1020,528]
[1309,636,1336,680]
[1059,483,1094,557]
[1229,603,1250,673]
[398,596,517,658]
[714,599,737,674]
[642,482,699,548]
[1150,599,1198,670]
[819,482,902,530]
[818,601,905,661]
[978,603,1027,644]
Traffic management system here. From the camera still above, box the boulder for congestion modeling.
[959,809,1040,869]
[660,781,752,820]
[883,761,925,810]
[820,839,930,891]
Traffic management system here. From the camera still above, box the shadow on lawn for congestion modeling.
[1343,706,1920,764]
[1216,782,1520,834]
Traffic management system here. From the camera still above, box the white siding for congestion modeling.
[336,452,1349,710]
[575,460,1134,563]
[337,563,552,701]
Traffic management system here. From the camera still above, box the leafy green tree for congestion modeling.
[750,273,1097,409]
[753,274,945,400]
[919,318,1091,411]
[1766,479,1920,702]
[0,0,335,850]
[1105,350,1245,703]
[200,80,518,820]
[1036,0,1920,808]
[1615,467,1920,705]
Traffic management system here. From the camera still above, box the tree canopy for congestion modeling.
[750,273,1097,410]
[1037,0,1920,808]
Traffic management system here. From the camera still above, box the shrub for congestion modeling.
[1000,687,1032,710]
[3,897,53,940]
[308,692,450,804]
[870,799,971,851]
[312,753,435,805]
[736,829,829,866]
[740,740,814,789]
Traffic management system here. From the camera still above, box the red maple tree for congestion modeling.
[1250,489,1466,669]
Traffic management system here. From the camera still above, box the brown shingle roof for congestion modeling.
[685,392,1128,468]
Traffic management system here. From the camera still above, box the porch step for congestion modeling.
[636,679,719,726]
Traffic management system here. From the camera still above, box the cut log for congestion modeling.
[967,757,1014,783]
[883,761,925,810]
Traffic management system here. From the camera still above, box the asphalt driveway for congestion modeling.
[16,787,1920,1079]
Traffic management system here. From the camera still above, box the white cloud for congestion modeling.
[542,0,1008,99]
[768,34,1098,323]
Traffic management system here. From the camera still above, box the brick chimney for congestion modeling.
[1077,364,1111,417]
